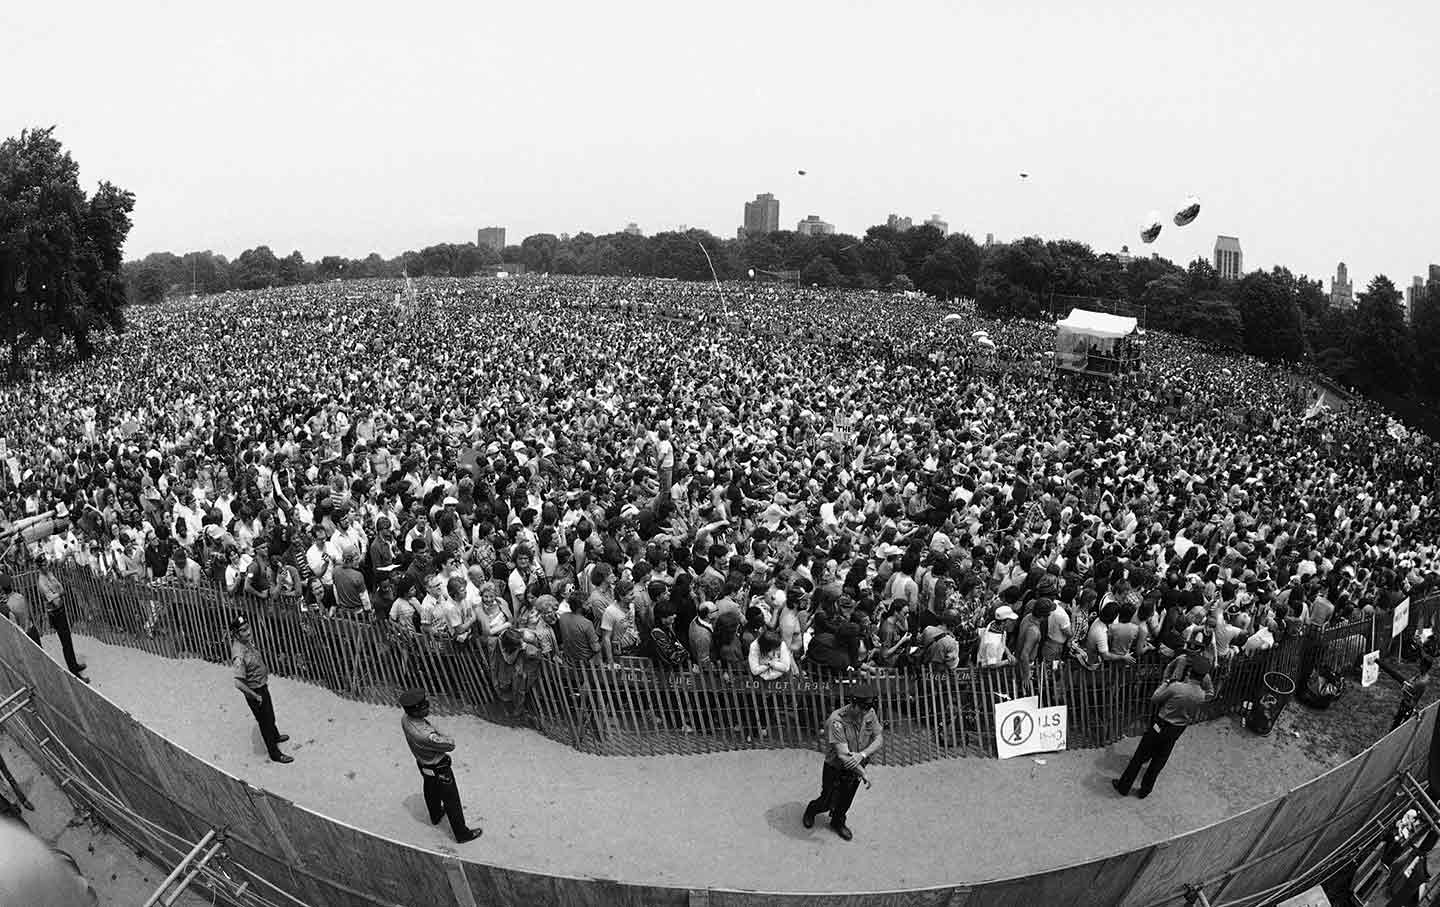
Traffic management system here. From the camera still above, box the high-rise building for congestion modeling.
[623,223,643,236]
[1329,262,1355,310]
[743,193,780,235]
[1408,276,1427,322]
[1214,236,1243,280]
[796,215,834,236]
[476,227,506,252]
[985,233,995,247]
[887,214,913,232]
[924,214,948,235]
[1429,264,1440,287]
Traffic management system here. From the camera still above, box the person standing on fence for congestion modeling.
[1,573,41,647]
[399,689,480,843]
[802,682,883,842]
[34,555,89,683]
[229,616,293,764]
[1112,655,1213,799]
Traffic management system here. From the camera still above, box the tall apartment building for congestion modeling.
[1214,236,1243,280]
[1330,262,1355,310]
[742,193,780,235]
[924,214,949,235]
[476,227,506,252]
[796,215,834,236]
[887,214,913,232]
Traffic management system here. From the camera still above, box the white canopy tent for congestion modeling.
[1055,309,1141,377]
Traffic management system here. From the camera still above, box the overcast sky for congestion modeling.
[3,0,1436,290]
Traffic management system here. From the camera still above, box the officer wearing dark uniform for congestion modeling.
[229,616,292,764]
[1113,655,1213,798]
[803,682,883,841]
[400,689,480,843]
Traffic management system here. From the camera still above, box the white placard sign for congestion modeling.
[1362,651,1380,688]
[995,696,1068,759]
[1393,597,1411,639]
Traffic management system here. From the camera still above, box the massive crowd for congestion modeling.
[1,275,1438,720]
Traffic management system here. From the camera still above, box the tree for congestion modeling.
[800,255,842,287]
[0,126,135,371]
[232,245,280,289]
[1237,271,1305,361]
[1411,283,1440,396]
[976,238,1052,318]
[1349,275,1415,392]
[520,234,559,273]
[133,265,167,305]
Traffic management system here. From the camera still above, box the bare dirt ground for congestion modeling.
[24,633,1430,894]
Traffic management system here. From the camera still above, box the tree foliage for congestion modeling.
[1,127,134,371]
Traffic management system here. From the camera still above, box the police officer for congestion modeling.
[803,682,883,841]
[229,616,293,763]
[1113,655,1213,798]
[399,689,480,843]
[34,554,88,683]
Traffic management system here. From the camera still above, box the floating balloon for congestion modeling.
[1019,172,1029,179]
[747,268,756,278]
[1140,212,1162,244]
[1173,195,1201,227]
[797,170,807,176]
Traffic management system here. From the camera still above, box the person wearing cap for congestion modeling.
[803,682,884,841]
[229,616,292,763]
[1113,654,1214,799]
[34,554,88,682]
[399,689,479,843]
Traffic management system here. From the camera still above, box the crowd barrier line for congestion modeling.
[0,613,1433,906]
[11,566,1437,767]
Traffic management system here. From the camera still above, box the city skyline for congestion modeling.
[4,1,1437,292]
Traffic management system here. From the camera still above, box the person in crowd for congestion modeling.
[398,689,480,843]
[1113,655,1213,798]
[229,616,292,764]
[802,682,883,841]
[1388,656,1434,730]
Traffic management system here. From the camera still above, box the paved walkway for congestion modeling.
[45,634,1365,893]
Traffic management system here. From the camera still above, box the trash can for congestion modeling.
[1246,671,1296,736]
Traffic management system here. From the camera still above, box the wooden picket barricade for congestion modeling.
[22,565,1440,766]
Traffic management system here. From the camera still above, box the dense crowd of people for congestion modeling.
[1,275,1438,724]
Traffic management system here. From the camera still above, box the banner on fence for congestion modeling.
[1362,651,1380,688]
[1393,597,1411,639]
[995,696,1067,759]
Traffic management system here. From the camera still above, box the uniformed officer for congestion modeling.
[1113,655,1214,798]
[400,689,480,843]
[803,682,884,841]
[229,616,293,764]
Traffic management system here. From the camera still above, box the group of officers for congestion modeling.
[229,616,480,842]
[228,616,882,843]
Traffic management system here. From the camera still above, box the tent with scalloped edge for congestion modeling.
[1054,309,1141,377]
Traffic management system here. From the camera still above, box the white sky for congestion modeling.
[3,0,1437,290]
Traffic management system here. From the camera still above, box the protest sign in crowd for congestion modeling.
[1,276,1437,719]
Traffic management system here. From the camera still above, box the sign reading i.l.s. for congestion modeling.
[995,696,1067,759]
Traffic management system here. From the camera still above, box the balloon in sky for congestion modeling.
[1140,212,1163,244]
[797,170,807,176]
[747,268,756,278]
[1173,195,1201,227]
[1019,172,1029,178]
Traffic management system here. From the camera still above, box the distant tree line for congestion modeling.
[126,224,1440,400]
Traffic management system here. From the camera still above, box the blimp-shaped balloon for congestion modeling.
[1140,212,1163,244]
[1173,195,1201,227]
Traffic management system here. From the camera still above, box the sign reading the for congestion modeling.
[995,696,1068,759]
